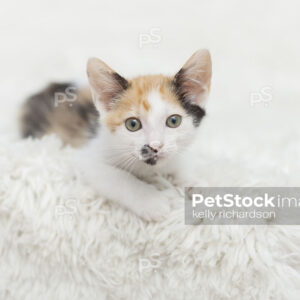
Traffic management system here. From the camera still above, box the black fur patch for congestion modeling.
[141,144,158,165]
[76,102,99,136]
[20,83,99,144]
[145,157,157,165]
[172,68,206,127]
[113,73,129,91]
[20,83,71,138]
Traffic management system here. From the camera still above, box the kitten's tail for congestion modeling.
[19,83,99,147]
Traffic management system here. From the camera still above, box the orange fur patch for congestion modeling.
[104,75,180,132]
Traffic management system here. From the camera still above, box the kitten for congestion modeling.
[20,49,212,221]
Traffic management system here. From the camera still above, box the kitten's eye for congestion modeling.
[166,114,182,128]
[125,118,142,132]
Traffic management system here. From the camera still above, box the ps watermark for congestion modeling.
[139,28,162,48]
[54,86,77,107]
[54,198,78,234]
[137,253,197,281]
[139,253,161,274]
[250,86,272,107]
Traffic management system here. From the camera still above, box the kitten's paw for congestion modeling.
[172,175,199,189]
[135,192,171,222]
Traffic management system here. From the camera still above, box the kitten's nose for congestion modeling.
[141,143,163,157]
[149,141,163,152]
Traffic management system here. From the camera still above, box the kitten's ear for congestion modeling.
[173,49,212,107]
[87,58,129,112]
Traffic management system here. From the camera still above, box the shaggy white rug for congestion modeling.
[0,111,300,299]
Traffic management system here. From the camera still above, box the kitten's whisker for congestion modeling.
[104,152,134,167]
[104,153,130,163]
[122,155,137,171]
[123,156,138,177]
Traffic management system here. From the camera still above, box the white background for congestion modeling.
[0,0,299,145]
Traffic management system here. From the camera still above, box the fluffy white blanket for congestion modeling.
[0,118,299,299]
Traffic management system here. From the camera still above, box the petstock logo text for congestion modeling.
[185,187,300,225]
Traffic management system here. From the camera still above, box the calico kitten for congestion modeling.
[20,49,212,221]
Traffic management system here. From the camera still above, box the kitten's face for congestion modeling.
[103,77,198,166]
[87,50,212,167]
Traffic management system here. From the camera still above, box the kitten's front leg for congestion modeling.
[79,162,172,221]
[165,155,200,189]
